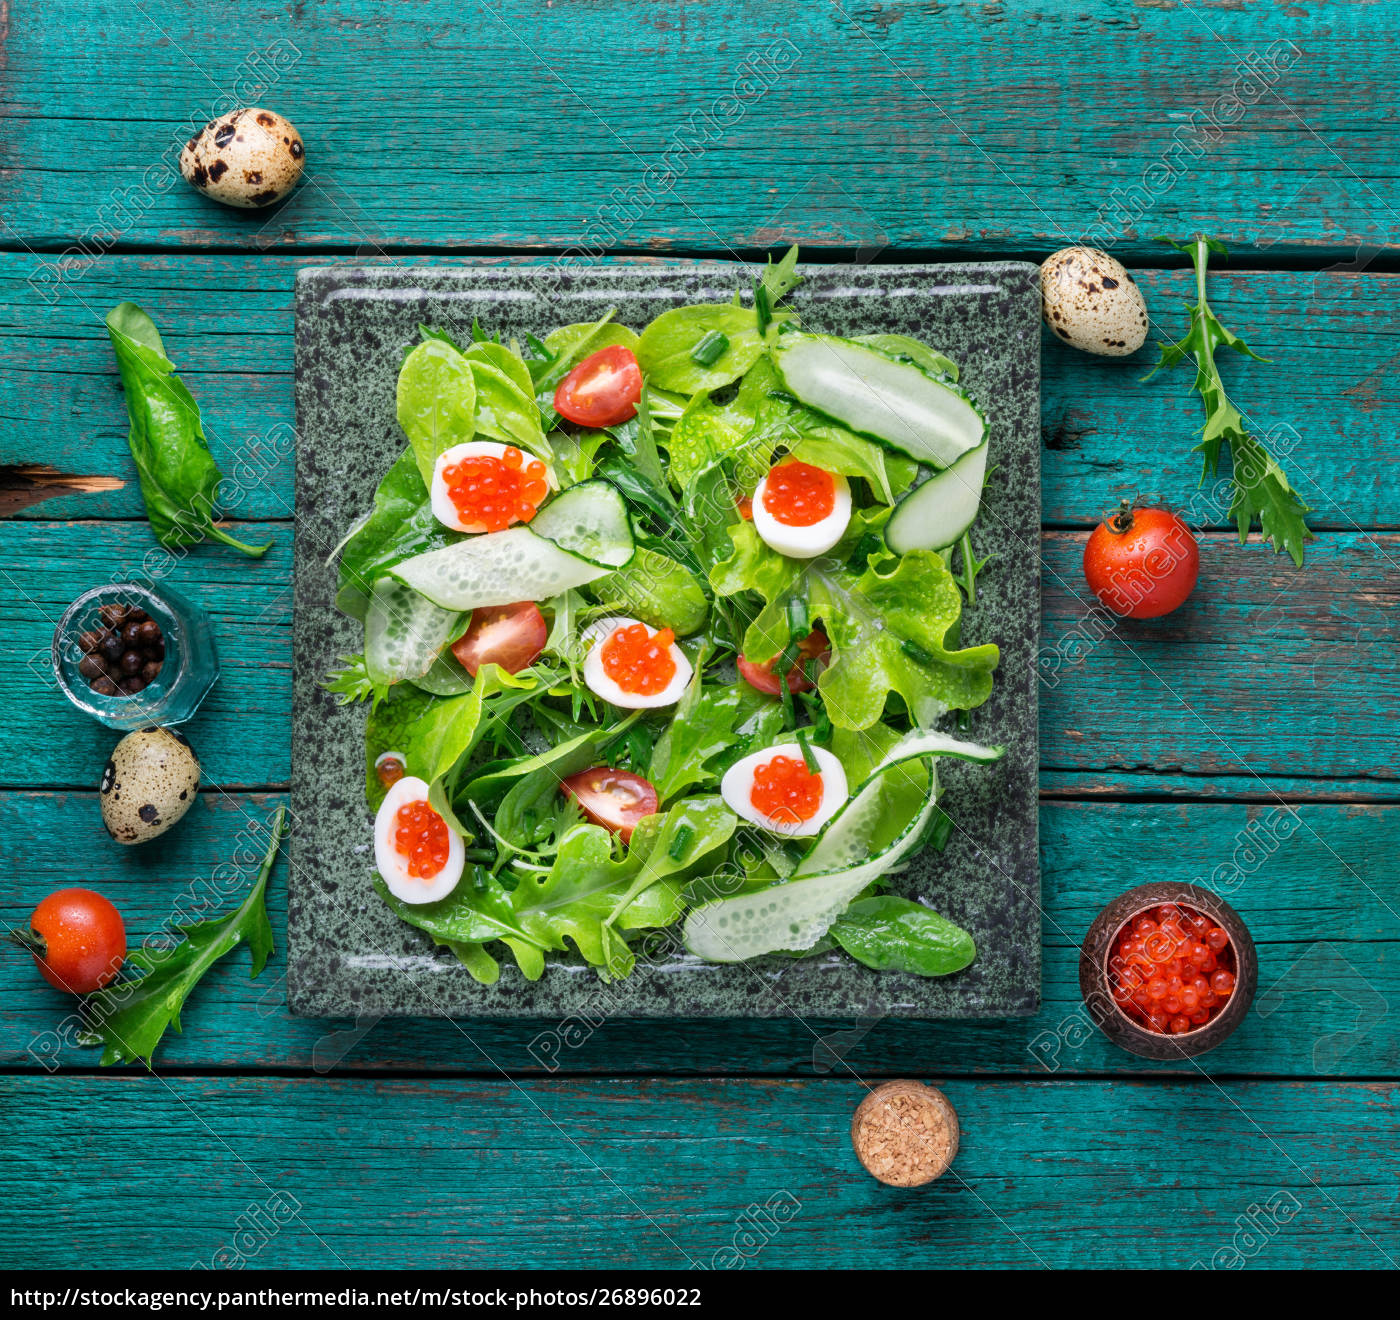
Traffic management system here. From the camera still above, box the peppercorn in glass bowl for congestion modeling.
[51,583,219,731]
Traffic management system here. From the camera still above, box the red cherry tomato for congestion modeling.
[554,346,643,427]
[560,767,659,842]
[10,888,126,994]
[737,628,831,696]
[1083,502,1199,619]
[450,601,547,677]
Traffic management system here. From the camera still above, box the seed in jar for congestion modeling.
[92,677,119,696]
[140,660,163,684]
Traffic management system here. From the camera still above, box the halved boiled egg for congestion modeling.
[581,615,693,709]
[751,459,852,559]
[373,774,465,904]
[720,742,848,836]
[430,441,554,534]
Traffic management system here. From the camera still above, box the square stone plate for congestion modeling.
[289,259,1041,1019]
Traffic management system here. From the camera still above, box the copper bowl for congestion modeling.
[1079,882,1257,1060]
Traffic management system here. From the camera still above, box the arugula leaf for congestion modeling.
[649,676,785,802]
[78,808,286,1066]
[104,302,271,558]
[1145,235,1312,565]
[397,338,477,488]
[320,653,377,705]
[829,896,976,977]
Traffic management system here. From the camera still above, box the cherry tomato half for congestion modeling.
[1083,503,1199,619]
[554,346,643,428]
[738,628,832,697]
[450,601,548,677]
[560,766,659,842]
[10,888,127,994]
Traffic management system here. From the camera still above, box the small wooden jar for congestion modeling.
[1079,881,1257,1060]
[851,1081,960,1186]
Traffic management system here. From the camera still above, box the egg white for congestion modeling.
[720,743,849,837]
[373,775,465,904]
[751,465,852,559]
[581,615,693,710]
[430,440,555,534]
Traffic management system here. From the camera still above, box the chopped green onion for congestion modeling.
[794,727,820,774]
[668,825,695,862]
[754,284,773,337]
[690,331,730,367]
[786,596,809,640]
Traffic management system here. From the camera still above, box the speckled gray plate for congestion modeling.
[289,260,1041,1019]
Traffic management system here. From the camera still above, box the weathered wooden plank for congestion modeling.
[1,2,1393,260]
[2,794,1394,1075]
[3,520,1394,794]
[3,255,1398,527]
[1,1075,1395,1269]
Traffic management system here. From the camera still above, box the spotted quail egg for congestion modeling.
[179,107,305,209]
[99,727,200,845]
[1040,247,1149,356]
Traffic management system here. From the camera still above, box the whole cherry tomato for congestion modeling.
[1083,501,1199,619]
[9,888,127,994]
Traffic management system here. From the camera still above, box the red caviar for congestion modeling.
[376,755,405,789]
[442,446,549,532]
[761,460,836,527]
[1108,903,1236,1034]
[600,624,676,695]
[393,799,451,880]
[749,754,825,825]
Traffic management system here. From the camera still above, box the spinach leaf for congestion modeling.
[638,304,773,394]
[78,807,285,1065]
[397,338,477,487]
[829,896,976,977]
[104,302,271,558]
[335,447,455,621]
[470,358,545,450]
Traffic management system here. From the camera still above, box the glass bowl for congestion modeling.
[51,582,219,730]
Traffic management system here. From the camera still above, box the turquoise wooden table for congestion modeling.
[2,0,1398,1272]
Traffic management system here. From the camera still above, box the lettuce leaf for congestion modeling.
[809,552,998,730]
[649,677,786,802]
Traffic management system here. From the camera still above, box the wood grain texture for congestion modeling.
[2,794,1394,1075]
[3,520,1395,795]
[4,254,1398,528]
[1,1,1394,259]
[2,1075,1395,1269]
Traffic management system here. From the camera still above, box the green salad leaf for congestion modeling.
[829,896,976,976]
[78,808,285,1066]
[104,302,271,558]
[810,552,999,730]
[1146,235,1312,565]
[638,303,784,394]
[649,677,785,802]
[589,546,709,636]
[397,339,477,488]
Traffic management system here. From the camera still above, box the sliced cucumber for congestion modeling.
[771,333,985,469]
[530,480,634,569]
[885,441,989,555]
[392,481,634,611]
[683,729,1003,963]
[364,577,463,687]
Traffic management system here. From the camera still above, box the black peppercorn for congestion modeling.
[140,659,163,684]
[137,620,161,646]
[91,676,119,696]
[120,650,143,674]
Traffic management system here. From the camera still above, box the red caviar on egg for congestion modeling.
[582,616,693,709]
[430,441,551,534]
[720,743,849,836]
[751,459,852,558]
[372,775,465,904]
